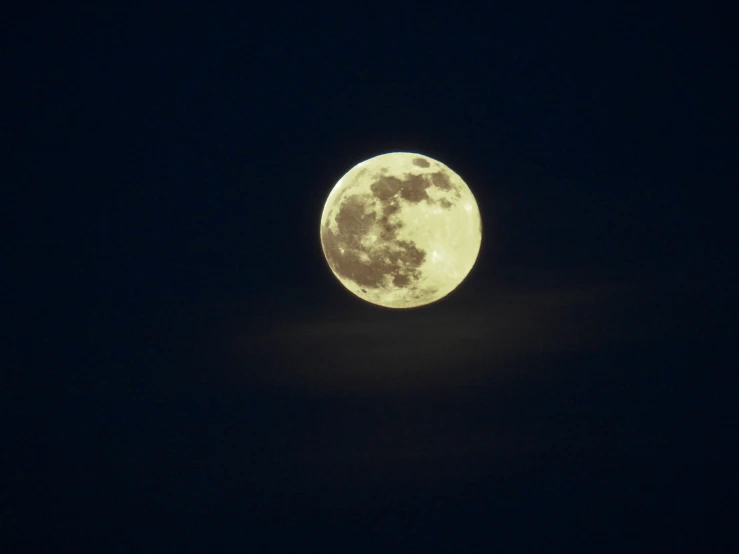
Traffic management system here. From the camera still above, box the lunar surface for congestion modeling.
[320,152,482,308]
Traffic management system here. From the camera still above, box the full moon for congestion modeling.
[320,152,482,308]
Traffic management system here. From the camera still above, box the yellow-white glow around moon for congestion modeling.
[320,152,482,308]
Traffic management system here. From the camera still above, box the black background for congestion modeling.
[5,1,737,552]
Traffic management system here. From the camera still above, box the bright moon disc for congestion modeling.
[320,152,482,308]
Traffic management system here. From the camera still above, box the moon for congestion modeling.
[320,152,482,309]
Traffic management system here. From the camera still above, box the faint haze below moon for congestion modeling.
[214,273,698,395]
[139,271,724,499]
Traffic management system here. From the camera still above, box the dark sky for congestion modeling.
[5,1,737,552]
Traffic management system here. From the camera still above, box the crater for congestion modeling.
[398,174,430,203]
[370,176,403,200]
[430,170,454,191]
[322,191,427,291]
[334,194,376,237]
[370,173,431,205]
[412,157,430,168]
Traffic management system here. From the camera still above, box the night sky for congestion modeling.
[5,1,737,552]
